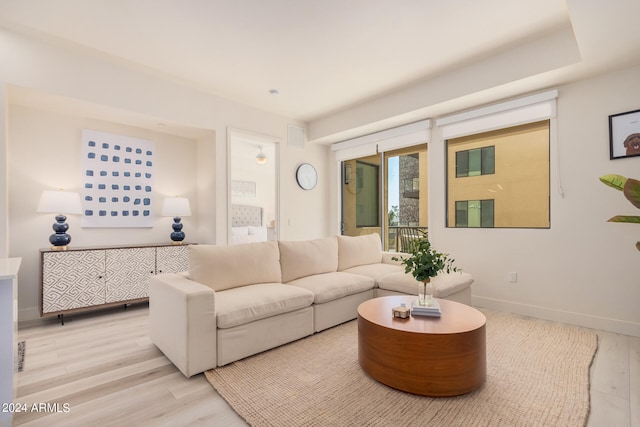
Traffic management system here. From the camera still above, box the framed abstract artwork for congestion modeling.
[609,108,640,159]
[81,129,155,227]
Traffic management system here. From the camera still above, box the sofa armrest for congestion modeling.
[381,251,408,266]
[149,273,217,377]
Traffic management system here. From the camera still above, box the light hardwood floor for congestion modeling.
[12,304,640,426]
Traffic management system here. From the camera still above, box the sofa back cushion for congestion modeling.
[279,237,338,283]
[189,241,282,291]
[337,233,382,271]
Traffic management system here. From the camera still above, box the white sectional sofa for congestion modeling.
[149,233,473,377]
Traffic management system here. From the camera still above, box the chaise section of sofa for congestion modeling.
[337,233,474,305]
[374,268,474,304]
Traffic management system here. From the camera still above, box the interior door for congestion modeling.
[228,129,278,244]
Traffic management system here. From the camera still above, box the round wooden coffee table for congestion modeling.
[357,295,486,396]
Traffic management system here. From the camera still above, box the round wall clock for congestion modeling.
[296,163,318,190]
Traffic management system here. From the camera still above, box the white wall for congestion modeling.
[0,28,331,321]
[0,84,7,259]
[428,66,640,336]
[279,139,331,239]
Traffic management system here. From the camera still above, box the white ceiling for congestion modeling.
[2,0,640,138]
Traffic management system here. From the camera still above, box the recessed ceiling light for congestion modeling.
[269,89,280,96]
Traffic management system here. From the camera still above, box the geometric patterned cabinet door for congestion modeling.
[42,250,106,314]
[156,245,189,274]
[41,243,192,319]
[105,247,155,304]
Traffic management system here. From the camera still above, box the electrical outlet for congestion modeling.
[508,272,518,283]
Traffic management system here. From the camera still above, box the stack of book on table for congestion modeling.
[411,299,441,317]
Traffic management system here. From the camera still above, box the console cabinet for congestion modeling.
[40,244,190,318]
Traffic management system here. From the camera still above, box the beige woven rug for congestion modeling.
[205,310,598,427]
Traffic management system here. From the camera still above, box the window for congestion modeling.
[456,146,495,177]
[447,120,550,228]
[455,200,494,227]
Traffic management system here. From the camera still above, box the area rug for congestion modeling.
[18,340,25,372]
[205,310,598,427]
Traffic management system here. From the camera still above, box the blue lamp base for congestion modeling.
[170,216,186,244]
[49,214,71,250]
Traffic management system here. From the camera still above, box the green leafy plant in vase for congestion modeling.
[599,174,640,251]
[393,231,458,306]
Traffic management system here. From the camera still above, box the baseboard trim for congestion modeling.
[18,306,41,323]
[472,296,640,337]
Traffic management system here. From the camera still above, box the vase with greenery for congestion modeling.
[599,174,640,251]
[393,231,458,306]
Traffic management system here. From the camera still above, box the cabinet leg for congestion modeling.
[58,314,64,326]
[124,304,128,310]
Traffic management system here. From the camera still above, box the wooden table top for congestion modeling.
[357,295,486,335]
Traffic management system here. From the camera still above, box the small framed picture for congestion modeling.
[609,108,640,159]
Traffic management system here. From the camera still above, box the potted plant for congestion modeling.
[599,174,640,251]
[393,231,458,306]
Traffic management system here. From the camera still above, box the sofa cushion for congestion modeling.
[279,237,338,283]
[189,242,281,291]
[342,263,402,282]
[377,270,474,298]
[215,283,314,329]
[287,271,375,304]
[337,233,382,271]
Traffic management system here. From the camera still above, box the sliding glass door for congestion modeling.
[341,143,428,251]
[384,145,428,251]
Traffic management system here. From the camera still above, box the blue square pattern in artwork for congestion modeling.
[81,129,155,228]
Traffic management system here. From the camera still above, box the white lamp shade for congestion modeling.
[37,190,82,215]
[161,197,192,217]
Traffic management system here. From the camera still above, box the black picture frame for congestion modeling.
[609,108,640,159]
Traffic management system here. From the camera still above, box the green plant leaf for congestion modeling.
[599,174,627,191]
[623,178,640,209]
[607,215,640,223]
[395,232,458,280]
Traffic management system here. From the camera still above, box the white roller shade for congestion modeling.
[437,90,557,140]
[333,143,378,162]
[331,119,431,161]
